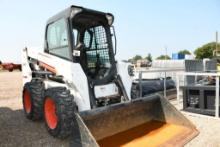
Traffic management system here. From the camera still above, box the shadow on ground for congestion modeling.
[0,107,69,147]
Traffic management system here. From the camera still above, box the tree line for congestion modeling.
[128,42,220,63]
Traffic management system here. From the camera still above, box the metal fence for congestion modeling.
[135,68,184,98]
[136,68,220,118]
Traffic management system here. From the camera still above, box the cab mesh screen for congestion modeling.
[84,26,110,68]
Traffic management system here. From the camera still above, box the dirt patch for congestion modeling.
[0,71,22,100]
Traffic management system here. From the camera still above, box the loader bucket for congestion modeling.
[70,94,198,147]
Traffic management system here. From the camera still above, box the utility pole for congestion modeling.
[216,31,218,56]
[165,46,168,60]
[164,45,168,98]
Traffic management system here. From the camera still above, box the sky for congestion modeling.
[0,0,220,63]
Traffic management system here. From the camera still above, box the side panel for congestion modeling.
[24,47,91,111]
[116,62,133,100]
[70,64,91,111]
[21,48,32,85]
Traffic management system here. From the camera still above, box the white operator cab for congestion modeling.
[22,6,134,112]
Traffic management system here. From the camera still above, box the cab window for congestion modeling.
[47,19,71,60]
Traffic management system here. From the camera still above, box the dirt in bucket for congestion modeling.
[98,120,192,147]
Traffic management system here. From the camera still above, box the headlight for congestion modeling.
[106,13,114,25]
[128,65,134,76]
[71,8,82,18]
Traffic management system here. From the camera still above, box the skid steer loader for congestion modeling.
[22,5,198,147]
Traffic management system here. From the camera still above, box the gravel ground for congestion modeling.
[171,99,220,147]
[0,72,69,147]
[185,113,220,147]
[0,71,220,147]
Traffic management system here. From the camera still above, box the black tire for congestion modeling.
[44,87,76,138]
[22,80,45,120]
[9,69,13,72]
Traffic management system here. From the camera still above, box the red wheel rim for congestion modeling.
[24,90,32,113]
[44,98,58,129]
